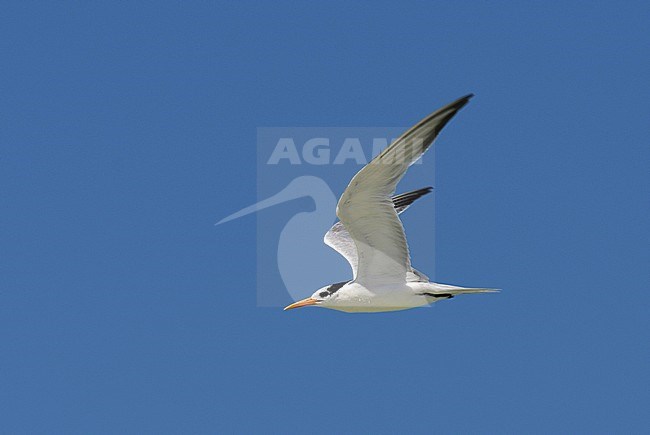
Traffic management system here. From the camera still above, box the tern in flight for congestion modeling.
[284,94,497,312]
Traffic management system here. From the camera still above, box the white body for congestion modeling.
[320,281,493,313]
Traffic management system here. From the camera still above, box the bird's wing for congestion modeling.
[324,187,432,278]
[336,94,473,285]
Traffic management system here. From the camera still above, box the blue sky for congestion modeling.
[1,1,649,433]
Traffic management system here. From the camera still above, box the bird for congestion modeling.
[284,94,498,312]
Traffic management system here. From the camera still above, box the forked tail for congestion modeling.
[448,287,499,295]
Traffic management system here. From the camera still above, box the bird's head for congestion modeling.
[283,281,348,311]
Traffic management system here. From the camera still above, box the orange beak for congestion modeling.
[284,297,319,311]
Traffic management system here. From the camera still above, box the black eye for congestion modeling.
[319,291,329,298]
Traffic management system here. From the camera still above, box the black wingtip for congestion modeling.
[391,186,435,209]
[409,186,434,195]
[453,93,474,108]
[415,186,434,196]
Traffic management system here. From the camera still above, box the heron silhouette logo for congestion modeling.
[216,127,434,306]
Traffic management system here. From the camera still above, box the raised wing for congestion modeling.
[336,94,473,285]
[325,187,432,279]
